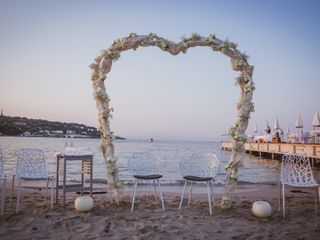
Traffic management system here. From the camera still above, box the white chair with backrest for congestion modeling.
[128,152,165,211]
[279,154,320,217]
[0,149,7,216]
[178,153,219,216]
[11,148,55,213]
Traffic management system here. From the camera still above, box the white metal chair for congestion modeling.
[178,153,219,216]
[279,154,320,217]
[128,152,165,211]
[11,148,55,213]
[0,149,7,216]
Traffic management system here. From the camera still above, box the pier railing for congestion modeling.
[221,141,320,160]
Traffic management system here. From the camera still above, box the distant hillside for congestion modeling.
[0,114,125,140]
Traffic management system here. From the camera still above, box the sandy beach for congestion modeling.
[1,183,319,240]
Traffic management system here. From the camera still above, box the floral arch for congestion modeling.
[89,33,255,209]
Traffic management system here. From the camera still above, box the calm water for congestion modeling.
[0,137,283,184]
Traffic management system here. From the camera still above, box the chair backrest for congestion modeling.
[179,153,219,178]
[128,152,165,176]
[280,154,316,185]
[65,135,74,147]
[0,149,5,178]
[16,148,48,179]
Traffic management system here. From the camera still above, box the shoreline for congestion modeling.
[6,179,279,191]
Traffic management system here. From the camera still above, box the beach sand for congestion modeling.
[1,184,320,240]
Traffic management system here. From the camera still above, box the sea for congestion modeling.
[0,136,287,185]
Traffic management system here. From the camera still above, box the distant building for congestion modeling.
[15,121,27,126]
[22,131,31,136]
[51,130,63,136]
[66,130,76,135]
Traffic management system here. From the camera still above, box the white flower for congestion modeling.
[148,32,157,39]
[129,32,137,38]
[191,33,201,40]
[160,41,168,49]
[89,63,98,69]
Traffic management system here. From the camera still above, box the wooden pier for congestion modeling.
[221,141,320,165]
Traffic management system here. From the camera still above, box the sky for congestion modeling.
[0,0,319,141]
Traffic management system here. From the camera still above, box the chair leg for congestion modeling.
[207,182,212,216]
[16,179,21,214]
[278,179,281,211]
[10,175,15,206]
[44,178,49,204]
[1,179,6,216]
[282,184,285,218]
[209,181,215,205]
[318,186,320,216]
[131,179,138,211]
[315,187,318,215]
[153,179,158,202]
[178,181,188,210]
[50,177,55,210]
[157,179,165,210]
[188,182,193,206]
[130,181,135,201]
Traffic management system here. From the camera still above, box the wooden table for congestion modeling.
[55,153,93,207]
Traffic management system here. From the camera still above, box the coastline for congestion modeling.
[0,135,126,140]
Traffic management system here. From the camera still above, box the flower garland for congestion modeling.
[90,33,254,208]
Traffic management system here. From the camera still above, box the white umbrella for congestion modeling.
[312,111,320,129]
[311,111,320,143]
[253,124,258,134]
[273,117,280,130]
[295,114,303,128]
[264,121,271,133]
[285,127,290,142]
[295,114,303,143]
[273,117,281,137]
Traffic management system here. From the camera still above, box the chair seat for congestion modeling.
[183,176,212,182]
[133,174,163,180]
[16,173,49,180]
[17,176,49,180]
[282,182,319,187]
